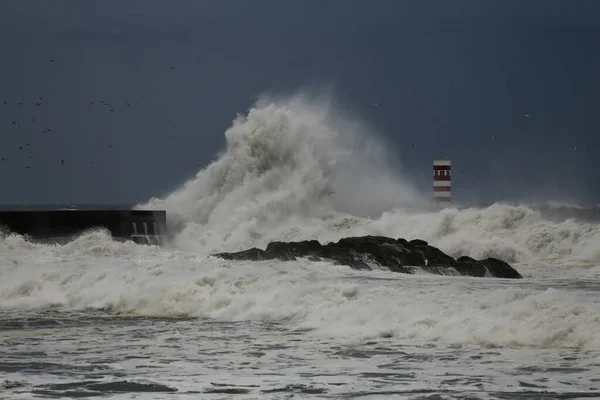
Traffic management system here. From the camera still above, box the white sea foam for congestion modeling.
[1,238,599,350]
[1,91,599,355]
[134,91,600,267]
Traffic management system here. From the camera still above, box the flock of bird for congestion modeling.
[1,96,123,170]
[0,61,180,172]
[2,61,578,173]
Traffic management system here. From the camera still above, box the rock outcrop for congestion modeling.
[212,235,522,279]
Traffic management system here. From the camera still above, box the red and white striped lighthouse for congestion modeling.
[433,159,451,208]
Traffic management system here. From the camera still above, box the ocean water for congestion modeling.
[2,94,600,399]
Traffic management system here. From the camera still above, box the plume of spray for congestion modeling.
[135,88,600,268]
[137,89,429,253]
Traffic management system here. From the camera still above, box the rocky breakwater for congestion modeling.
[212,235,522,279]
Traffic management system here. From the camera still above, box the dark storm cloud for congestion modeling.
[55,27,133,43]
[0,0,599,206]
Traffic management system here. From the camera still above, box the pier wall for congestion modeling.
[0,209,167,246]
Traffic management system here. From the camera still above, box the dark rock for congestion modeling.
[211,235,522,279]
[453,256,524,279]
[214,247,266,261]
[480,257,523,279]
[407,238,428,246]
[454,256,488,277]
[407,239,456,266]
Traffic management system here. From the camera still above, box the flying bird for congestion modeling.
[61,160,65,166]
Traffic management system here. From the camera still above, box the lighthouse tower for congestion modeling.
[433,159,451,208]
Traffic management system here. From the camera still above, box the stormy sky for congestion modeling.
[0,0,598,207]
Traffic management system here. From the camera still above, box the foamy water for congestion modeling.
[1,93,599,398]
[1,235,599,348]
[1,235,599,398]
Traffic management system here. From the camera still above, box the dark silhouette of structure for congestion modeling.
[0,207,167,246]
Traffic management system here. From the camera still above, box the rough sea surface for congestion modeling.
[1,242,599,399]
[2,95,600,399]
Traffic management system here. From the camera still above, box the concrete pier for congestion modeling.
[0,208,167,246]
